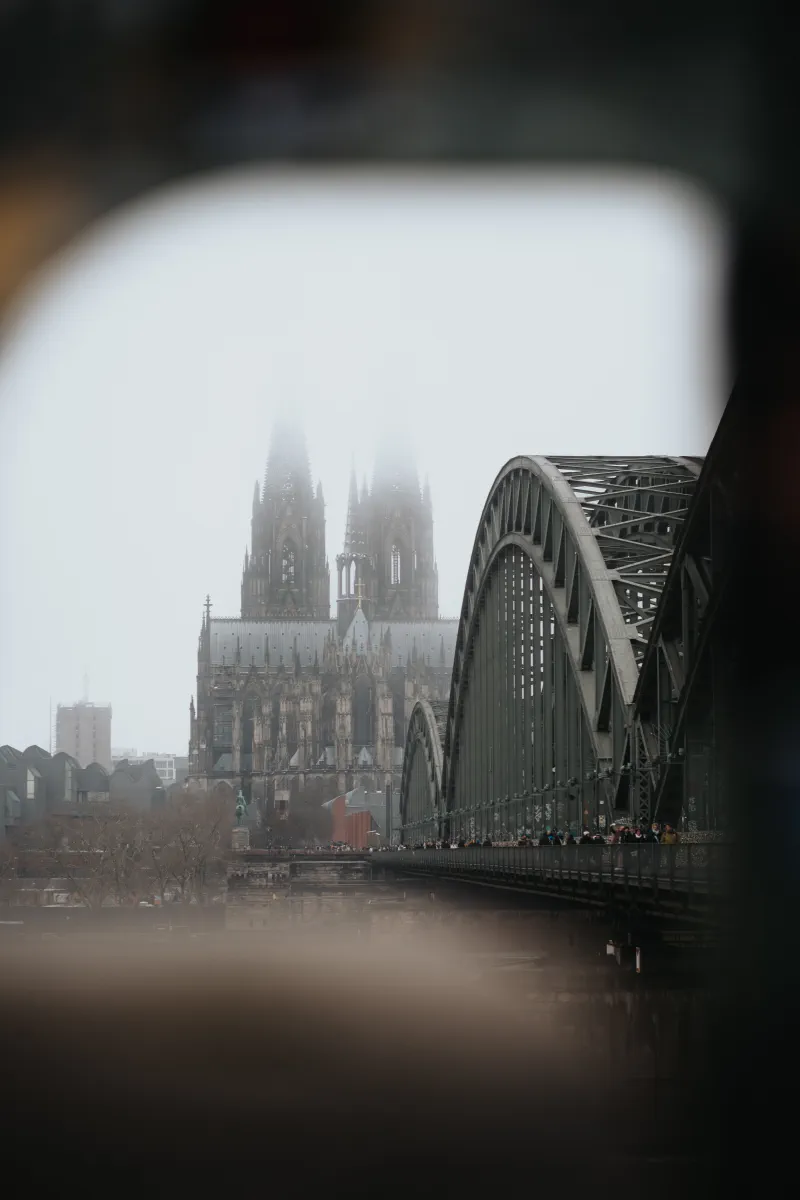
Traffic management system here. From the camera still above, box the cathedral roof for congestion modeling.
[209,620,335,667]
[207,617,459,669]
[372,620,459,668]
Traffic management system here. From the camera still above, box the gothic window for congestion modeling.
[353,675,374,750]
[213,704,233,745]
[286,708,298,759]
[242,695,258,772]
[281,541,296,585]
[391,544,401,586]
[390,669,406,747]
[271,693,281,749]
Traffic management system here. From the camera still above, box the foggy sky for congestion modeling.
[0,170,726,755]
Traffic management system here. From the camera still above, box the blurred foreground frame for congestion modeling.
[0,2,796,1195]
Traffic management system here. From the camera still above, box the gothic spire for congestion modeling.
[244,413,329,620]
[372,427,419,497]
[343,466,360,554]
[262,416,312,503]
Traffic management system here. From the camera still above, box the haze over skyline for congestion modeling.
[0,170,726,756]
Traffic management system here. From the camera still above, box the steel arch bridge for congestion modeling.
[400,454,710,844]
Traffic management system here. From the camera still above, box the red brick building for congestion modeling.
[325,792,376,849]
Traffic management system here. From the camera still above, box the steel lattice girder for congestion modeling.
[399,456,702,841]
[632,403,741,829]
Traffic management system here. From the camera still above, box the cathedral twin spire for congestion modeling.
[240,418,438,627]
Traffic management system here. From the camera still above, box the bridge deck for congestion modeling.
[376,844,729,918]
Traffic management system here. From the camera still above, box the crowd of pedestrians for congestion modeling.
[399,821,680,850]
[532,822,679,846]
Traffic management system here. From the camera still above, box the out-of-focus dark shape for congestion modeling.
[0,0,775,327]
[0,937,710,1190]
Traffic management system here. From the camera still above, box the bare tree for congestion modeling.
[139,787,234,904]
[14,808,146,909]
[140,808,178,905]
[0,838,18,904]
[3,789,235,909]
[167,787,233,902]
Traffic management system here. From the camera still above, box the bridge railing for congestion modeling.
[382,844,731,901]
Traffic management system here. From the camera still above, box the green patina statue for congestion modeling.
[235,789,248,825]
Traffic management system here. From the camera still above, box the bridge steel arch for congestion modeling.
[400,457,701,845]
[400,700,448,841]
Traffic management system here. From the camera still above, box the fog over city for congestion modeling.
[0,170,726,753]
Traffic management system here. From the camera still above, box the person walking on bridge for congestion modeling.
[643,822,660,875]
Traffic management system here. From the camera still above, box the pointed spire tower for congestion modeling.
[372,426,420,500]
[364,431,438,622]
[241,416,330,619]
[262,416,313,504]
[336,462,367,637]
[343,465,360,555]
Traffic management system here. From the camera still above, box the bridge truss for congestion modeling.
[401,456,702,843]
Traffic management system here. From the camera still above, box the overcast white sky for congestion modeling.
[0,169,727,755]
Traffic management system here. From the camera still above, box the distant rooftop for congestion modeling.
[57,701,112,711]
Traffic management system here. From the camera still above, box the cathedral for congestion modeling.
[188,420,457,836]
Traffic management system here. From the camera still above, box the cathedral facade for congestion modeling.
[188,422,457,837]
